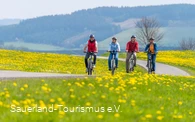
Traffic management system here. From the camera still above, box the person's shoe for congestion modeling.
[134,64,136,67]
[93,64,96,68]
[109,68,111,71]
[152,71,155,74]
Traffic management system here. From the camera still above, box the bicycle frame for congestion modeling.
[87,52,95,75]
[148,53,153,74]
[129,52,135,72]
[110,51,117,75]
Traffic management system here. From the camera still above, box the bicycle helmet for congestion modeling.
[112,37,117,40]
[89,34,95,38]
[150,37,155,40]
[131,35,136,38]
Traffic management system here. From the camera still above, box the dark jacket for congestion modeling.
[145,43,158,54]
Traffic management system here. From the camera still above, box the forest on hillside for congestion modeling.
[0,4,195,48]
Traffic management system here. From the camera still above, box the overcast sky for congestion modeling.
[0,0,195,19]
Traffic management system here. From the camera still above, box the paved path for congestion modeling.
[98,56,190,76]
[0,70,85,80]
[0,56,190,80]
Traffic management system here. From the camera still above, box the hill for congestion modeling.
[99,27,195,50]
[0,4,195,50]
[0,19,20,26]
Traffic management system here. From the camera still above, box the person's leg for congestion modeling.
[133,52,137,67]
[93,54,97,66]
[126,52,131,72]
[115,53,119,68]
[146,53,149,67]
[152,54,156,71]
[108,53,113,69]
[85,53,90,68]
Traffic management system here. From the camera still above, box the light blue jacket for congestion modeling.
[108,42,120,52]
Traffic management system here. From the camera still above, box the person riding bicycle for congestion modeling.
[83,34,98,72]
[126,35,139,73]
[108,37,121,71]
[144,37,158,73]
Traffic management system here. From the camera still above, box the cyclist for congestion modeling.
[83,34,98,72]
[108,37,121,71]
[144,37,158,73]
[126,35,139,73]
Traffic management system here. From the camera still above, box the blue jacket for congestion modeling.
[145,43,158,54]
[108,42,120,52]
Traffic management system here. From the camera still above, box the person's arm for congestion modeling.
[108,43,111,51]
[154,43,158,53]
[83,41,88,52]
[126,42,129,52]
[117,43,121,52]
[144,44,149,52]
[95,41,98,53]
[135,42,139,52]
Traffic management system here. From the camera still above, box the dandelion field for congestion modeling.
[0,49,195,122]
[0,73,195,122]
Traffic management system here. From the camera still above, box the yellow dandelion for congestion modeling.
[57,98,62,102]
[50,99,55,103]
[189,112,193,115]
[178,101,182,105]
[114,113,120,118]
[24,84,28,88]
[156,110,161,114]
[97,114,103,119]
[70,95,75,98]
[177,115,183,119]
[145,114,152,119]
[69,89,74,92]
[13,82,17,86]
[157,116,164,120]
[20,87,24,91]
[101,95,106,99]
[85,102,91,106]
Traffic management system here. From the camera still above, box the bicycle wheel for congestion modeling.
[88,60,93,75]
[111,59,115,75]
[148,60,152,74]
[130,59,134,72]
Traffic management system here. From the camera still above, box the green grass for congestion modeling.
[0,73,195,122]
[99,27,195,49]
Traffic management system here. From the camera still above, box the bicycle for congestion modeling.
[126,51,136,73]
[147,53,153,74]
[85,52,95,75]
[109,51,117,75]
[145,51,156,74]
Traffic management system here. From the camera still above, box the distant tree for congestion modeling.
[179,38,195,50]
[136,17,164,45]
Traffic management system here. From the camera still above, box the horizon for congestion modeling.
[0,0,195,19]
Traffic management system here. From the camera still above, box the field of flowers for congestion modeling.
[0,49,144,74]
[0,73,195,121]
[0,49,195,122]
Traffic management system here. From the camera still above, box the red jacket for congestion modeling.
[126,41,139,52]
[87,40,97,52]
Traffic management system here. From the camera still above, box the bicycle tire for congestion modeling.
[88,60,93,75]
[111,59,115,75]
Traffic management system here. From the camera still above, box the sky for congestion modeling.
[0,0,195,19]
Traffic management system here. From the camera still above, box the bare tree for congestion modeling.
[136,17,164,45]
[179,38,195,50]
